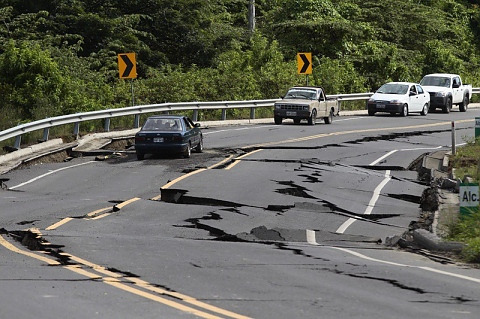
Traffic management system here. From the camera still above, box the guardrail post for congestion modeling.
[134,115,140,128]
[14,135,21,149]
[250,107,255,119]
[42,128,50,141]
[104,118,110,132]
[73,122,80,139]
[193,110,199,122]
[221,109,227,121]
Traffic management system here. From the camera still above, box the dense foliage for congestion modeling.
[1,0,480,130]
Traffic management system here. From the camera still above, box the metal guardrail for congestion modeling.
[2,85,478,149]
[3,87,479,149]
[0,93,376,149]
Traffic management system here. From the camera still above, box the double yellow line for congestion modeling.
[0,233,251,319]
[46,198,141,230]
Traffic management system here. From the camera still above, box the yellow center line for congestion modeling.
[225,149,263,170]
[114,197,141,210]
[128,277,252,319]
[45,200,140,230]
[225,160,240,170]
[104,280,225,319]
[45,217,74,230]
[0,235,251,318]
[86,207,112,217]
[0,235,60,265]
[89,213,111,220]
[245,119,473,148]
[208,154,236,169]
[161,168,208,190]
[151,155,238,200]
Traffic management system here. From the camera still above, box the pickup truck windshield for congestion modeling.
[284,89,317,100]
[420,76,450,88]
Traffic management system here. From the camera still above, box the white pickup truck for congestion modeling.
[419,73,471,113]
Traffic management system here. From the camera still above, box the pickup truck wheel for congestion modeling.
[400,104,408,117]
[442,98,451,113]
[420,103,428,116]
[308,109,317,125]
[324,109,333,124]
[459,96,469,112]
[136,152,144,160]
[274,116,283,125]
[368,110,375,116]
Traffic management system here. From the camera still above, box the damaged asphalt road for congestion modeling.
[2,113,480,318]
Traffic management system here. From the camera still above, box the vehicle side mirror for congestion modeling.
[452,83,460,88]
[409,91,416,96]
[195,123,201,127]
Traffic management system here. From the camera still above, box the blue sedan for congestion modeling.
[134,115,203,160]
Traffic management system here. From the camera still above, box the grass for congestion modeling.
[447,136,480,263]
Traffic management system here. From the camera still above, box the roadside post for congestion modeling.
[475,117,480,141]
[451,121,456,155]
[117,52,137,107]
[459,182,479,216]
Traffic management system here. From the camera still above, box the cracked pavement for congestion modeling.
[2,115,480,318]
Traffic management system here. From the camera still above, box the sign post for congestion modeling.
[459,183,479,216]
[297,52,312,86]
[118,53,137,106]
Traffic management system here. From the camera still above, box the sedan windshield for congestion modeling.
[376,83,408,95]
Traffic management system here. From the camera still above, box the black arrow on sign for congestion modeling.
[299,53,310,73]
[120,54,134,78]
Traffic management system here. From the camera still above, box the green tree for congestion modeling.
[0,40,64,119]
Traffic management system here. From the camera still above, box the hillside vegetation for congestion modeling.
[1,0,480,131]
[1,0,480,263]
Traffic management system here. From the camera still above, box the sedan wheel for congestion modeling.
[400,104,408,117]
[136,152,144,160]
[420,103,428,116]
[195,136,203,153]
[184,144,191,158]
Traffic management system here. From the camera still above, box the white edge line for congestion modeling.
[306,230,480,283]
[336,170,391,233]
[369,150,397,166]
[10,161,96,189]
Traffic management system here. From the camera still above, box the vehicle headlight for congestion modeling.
[389,100,402,105]
[368,98,375,102]
[274,104,281,109]
[435,91,447,97]
[303,105,309,110]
